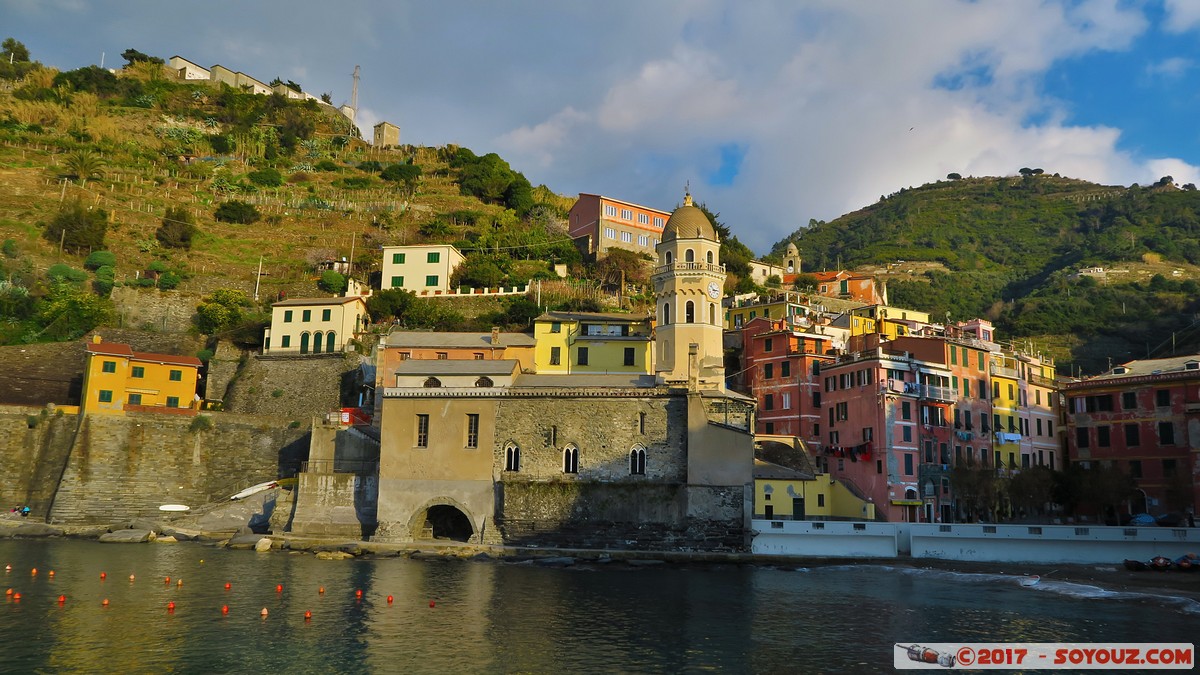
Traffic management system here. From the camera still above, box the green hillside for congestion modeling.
[772,173,1200,374]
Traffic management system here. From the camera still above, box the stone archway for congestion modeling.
[408,498,477,543]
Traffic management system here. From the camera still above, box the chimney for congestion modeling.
[92,334,102,344]
[491,326,501,347]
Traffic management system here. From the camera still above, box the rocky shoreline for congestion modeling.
[4,514,1198,604]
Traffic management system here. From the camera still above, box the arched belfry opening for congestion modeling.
[414,504,474,542]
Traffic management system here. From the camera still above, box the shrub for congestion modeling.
[318,270,347,294]
[47,263,87,283]
[357,160,382,173]
[214,200,261,224]
[83,250,116,270]
[148,260,169,273]
[2,239,17,258]
[188,415,213,433]
[43,200,107,253]
[316,159,339,172]
[246,167,283,187]
[93,265,115,296]
[337,176,374,189]
[156,206,198,249]
[271,389,284,398]
[157,271,181,290]
[196,349,214,363]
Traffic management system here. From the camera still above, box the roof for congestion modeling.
[536,311,653,323]
[272,296,367,308]
[386,331,536,348]
[514,373,660,389]
[575,193,670,216]
[662,193,717,242]
[394,360,520,376]
[753,459,814,481]
[86,342,201,367]
[1091,353,1200,381]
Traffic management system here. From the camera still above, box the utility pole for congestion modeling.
[253,256,263,301]
[350,65,360,118]
[99,52,104,69]
[348,232,356,283]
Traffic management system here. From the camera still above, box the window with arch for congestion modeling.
[685,249,695,263]
[312,331,323,354]
[666,251,673,265]
[685,300,695,323]
[629,445,646,475]
[562,445,579,474]
[475,376,494,387]
[423,377,442,388]
[504,443,521,472]
[662,302,671,325]
[706,250,713,264]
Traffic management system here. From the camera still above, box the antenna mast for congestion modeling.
[350,65,360,117]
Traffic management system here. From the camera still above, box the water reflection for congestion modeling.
[2,541,1198,674]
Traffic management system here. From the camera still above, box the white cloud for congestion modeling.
[497,107,589,169]
[1145,57,1193,79]
[1163,0,1200,33]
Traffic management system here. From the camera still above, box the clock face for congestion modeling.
[707,281,721,299]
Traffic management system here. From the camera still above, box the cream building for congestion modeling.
[264,296,369,355]
[381,244,466,295]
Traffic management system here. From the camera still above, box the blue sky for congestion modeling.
[4,0,1199,253]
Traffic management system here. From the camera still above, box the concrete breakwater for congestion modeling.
[0,405,308,524]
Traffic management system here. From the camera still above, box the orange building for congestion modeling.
[81,337,202,416]
[812,271,885,305]
[568,193,670,259]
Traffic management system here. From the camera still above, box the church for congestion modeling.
[374,194,756,551]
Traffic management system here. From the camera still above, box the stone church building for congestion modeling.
[375,194,756,550]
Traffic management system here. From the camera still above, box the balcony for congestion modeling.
[651,262,727,277]
[886,380,955,403]
[990,364,1020,379]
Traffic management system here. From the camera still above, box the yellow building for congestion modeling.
[82,336,201,416]
[990,353,1021,470]
[533,311,654,374]
[847,305,932,337]
[753,435,876,520]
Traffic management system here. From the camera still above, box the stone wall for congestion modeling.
[46,411,308,524]
[111,286,204,334]
[222,352,363,419]
[204,341,245,403]
[288,472,377,538]
[0,405,79,517]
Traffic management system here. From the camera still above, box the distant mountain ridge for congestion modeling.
[771,174,1200,374]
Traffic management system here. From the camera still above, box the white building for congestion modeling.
[264,296,369,355]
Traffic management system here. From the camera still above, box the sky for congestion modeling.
[5,0,1200,254]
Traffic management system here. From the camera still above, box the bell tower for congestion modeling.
[653,192,727,388]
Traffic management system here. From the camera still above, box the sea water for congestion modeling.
[1,539,1197,674]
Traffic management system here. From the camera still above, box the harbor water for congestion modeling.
[1,539,1198,673]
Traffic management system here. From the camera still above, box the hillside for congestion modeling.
[772,173,1200,374]
[0,46,592,347]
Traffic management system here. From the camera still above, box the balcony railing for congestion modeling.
[652,262,727,276]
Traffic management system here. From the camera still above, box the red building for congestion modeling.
[740,317,837,445]
[1063,354,1200,518]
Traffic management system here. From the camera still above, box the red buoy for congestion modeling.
[318,586,325,595]
[167,601,175,611]
[276,584,283,593]
[4,588,11,596]
[355,589,363,598]
[387,595,393,604]
[221,605,229,615]
[102,599,109,606]
[429,600,435,608]
[304,610,312,621]
[164,577,171,584]
[224,582,231,590]
[12,593,20,601]
[100,572,106,580]
[48,571,55,577]
[30,568,37,575]
[57,595,65,604]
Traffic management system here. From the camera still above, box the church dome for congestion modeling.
[662,193,718,242]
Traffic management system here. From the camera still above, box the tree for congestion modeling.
[37,281,112,340]
[92,265,115,296]
[452,255,507,289]
[62,148,107,187]
[120,49,163,66]
[365,288,415,322]
[2,38,30,63]
[156,207,199,249]
[320,92,333,104]
[380,163,422,196]
[318,270,347,294]
[193,289,250,334]
[1007,465,1057,518]
[593,248,651,287]
[43,200,107,253]
[214,200,261,224]
[1019,167,1033,176]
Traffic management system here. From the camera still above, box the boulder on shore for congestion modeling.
[226,533,266,550]
[254,537,273,552]
[0,523,65,538]
[99,529,154,543]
